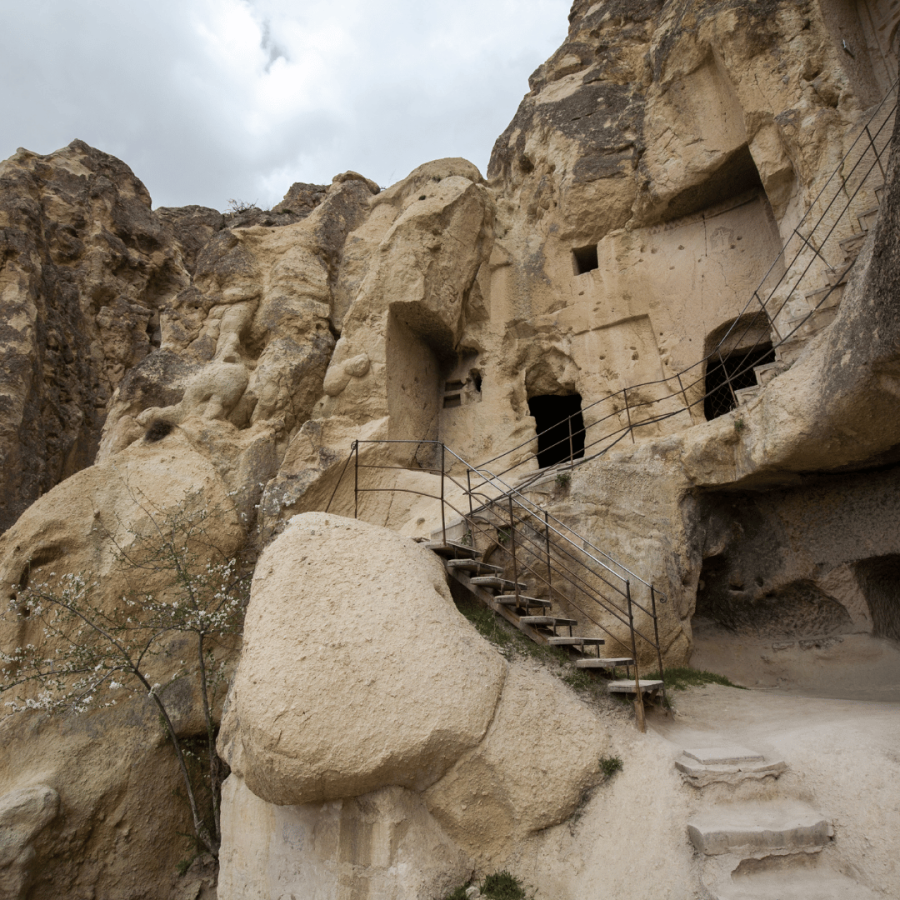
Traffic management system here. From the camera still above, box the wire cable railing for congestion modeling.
[476,82,897,489]
[326,439,671,724]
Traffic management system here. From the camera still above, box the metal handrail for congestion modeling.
[325,438,670,717]
[474,82,897,483]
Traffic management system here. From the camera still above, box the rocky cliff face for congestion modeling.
[2,1,900,898]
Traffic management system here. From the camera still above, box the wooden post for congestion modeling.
[353,441,359,520]
[627,582,646,733]
[508,496,521,607]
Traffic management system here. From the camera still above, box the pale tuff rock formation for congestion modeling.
[217,513,608,897]
[0,0,900,898]
[0,433,244,900]
[218,512,507,805]
[0,786,59,899]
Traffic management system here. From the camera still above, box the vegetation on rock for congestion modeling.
[0,490,251,858]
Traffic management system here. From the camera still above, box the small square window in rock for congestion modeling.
[572,244,599,275]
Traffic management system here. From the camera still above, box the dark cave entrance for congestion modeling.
[704,342,775,420]
[528,394,586,468]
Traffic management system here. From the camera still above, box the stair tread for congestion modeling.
[688,800,831,856]
[607,679,664,693]
[496,596,552,609]
[470,576,527,591]
[575,657,633,668]
[446,560,502,575]
[426,541,481,559]
[519,615,577,626]
[547,637,605,646]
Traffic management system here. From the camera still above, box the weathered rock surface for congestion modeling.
[0,430,244,899]
[218,512,507,804]
[2,0,900,897]
[0,785,59,899]
[218,776,472,900]
[424,659,608,858]
[0,140,188,531]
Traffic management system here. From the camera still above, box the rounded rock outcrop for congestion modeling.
[218,512,507,805]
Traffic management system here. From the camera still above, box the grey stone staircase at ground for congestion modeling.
[681,745,880,899]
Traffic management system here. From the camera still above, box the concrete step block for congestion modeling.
[427,541,481,560]
[687,800,832,857]
[804,282,844,310]
[607,679,664,694]
[547,637,606,647]
[708,860,881,900]
[752,362,786,386]
[446,559,502,576]
[574,657,633,669]
[470,576,526,592]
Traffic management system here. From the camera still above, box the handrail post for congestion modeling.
[627,581,646,733]
[650,586,668,710]
[623,388,635,443]
[508,496,521,607]
[353,440,359,520]
[467,468,474,519]
[440,443,446,545]
[568,415,575,467]
[544,511,552,601]
[718,350,738,409]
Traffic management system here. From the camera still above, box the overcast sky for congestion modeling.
[0,0,570,210]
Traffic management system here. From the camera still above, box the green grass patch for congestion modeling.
[482,871,527,900]
[444,885,470,900]
[599,754,623,780]
[646,666,745,690]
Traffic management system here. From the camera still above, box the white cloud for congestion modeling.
[0,0,569,209]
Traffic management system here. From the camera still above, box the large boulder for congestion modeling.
[218,512,507,804]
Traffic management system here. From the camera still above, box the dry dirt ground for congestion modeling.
[641,627,900,896]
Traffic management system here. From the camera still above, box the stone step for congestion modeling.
[470,576,527,592]
[676,754,788,788]
[607,679,664,694]
[446,559,502,576]
[787,306,838,338]
[774,339,804,367]
[752,361,786,386]
[825,259,854,286]
[683,747,765,765]
[575,657,633,669]
[839,230,867,260]
[857,203,881,233]
[495,594,552,609]
[548,637,606,647]
[426,541,481,560]
[518,616,578,629]
[687,800,832,857]
[735,385,761,405]
[804,282,844,311]
[709,863,881,900]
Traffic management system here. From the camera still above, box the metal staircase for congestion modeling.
[326,439,669,731]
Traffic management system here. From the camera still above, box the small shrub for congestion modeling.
[599,754,623,780]
[734,416,746,434]
[481,871,526,900]
[646,666,744,691]
[444,885,470,900]
[497,526,511,545]
[555,472,571,488]
[226,198,258,213]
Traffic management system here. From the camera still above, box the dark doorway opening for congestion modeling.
[704,343,775,420]
[528,394,585,468]
[572,245,599,275]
